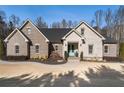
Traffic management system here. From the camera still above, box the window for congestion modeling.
[35,45,39,53]
[55,45,58,51]
[104,46,108,53]
[81,28,84,35]
[88,45,93,54]
[27,27,31,34]
[15,45,19,53]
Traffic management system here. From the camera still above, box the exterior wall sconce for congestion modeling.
[65,44,67,46]
[80,44,82,46]
[82,39,85,44]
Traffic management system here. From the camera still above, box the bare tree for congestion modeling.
[51,19,78,28]
[68,20,73,28]
[0,10,6,21]
[61,19,68,28]
[114,6,124,42]
[109,6,124,56]
[51,22,60,28]
[104,8,114,38]
[90,20,95,27]
[35,16,48,29]
[72,21,78,27]
[7,21,14,34]
[94,10,103,33]
[9,14,20,28]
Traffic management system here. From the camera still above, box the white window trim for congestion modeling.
[15,44,20,54]
[88,44,93,54]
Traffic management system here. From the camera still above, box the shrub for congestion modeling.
[80,52,83,61]
[30,56,48,62]
[64,51,68,60]
[44,56,48,60]
[49,51,62,60]
[75,51,78,57]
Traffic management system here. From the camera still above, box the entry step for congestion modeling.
[68,57,80,62]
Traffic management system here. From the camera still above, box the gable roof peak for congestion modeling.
[14,28,19,30]
[24,18,32,22]
[74,21,105,40]
[19,19,33,29]
[4,28,29,43]
[19,19,49,42]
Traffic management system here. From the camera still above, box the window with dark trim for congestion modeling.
[15,45,19,53]
[81,28,84,35]
[35,45,39,53]
[104,46,108,53]
[88,45,93,54]
[55,45,58,51]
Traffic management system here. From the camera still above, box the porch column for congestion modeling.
[78,39,83,58]
[62,40,68,58]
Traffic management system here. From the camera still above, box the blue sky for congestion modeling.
[0,5,120,27]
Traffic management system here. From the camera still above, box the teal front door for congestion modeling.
[68,44,75,57]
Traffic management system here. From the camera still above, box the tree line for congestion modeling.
[91,6,124,42]
[0,15,80,40]
[91,6,124,57]
[0,6,123,40]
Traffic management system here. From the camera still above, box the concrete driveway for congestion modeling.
[0,60,124,87]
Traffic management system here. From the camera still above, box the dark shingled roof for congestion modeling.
[38,28,117,44]
[104,36,117,44]
[39,28,72,43]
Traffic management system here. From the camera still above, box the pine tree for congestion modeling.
[0,37,4,59]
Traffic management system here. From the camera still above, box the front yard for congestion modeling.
[0,60,124,87]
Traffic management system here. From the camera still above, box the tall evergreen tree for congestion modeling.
[0,37,4,59]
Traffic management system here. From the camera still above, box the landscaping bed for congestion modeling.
[29,58,66,65]
[29,52,67,65]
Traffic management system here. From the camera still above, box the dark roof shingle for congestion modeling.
[39,28,117,44]
[39,28,72,43]
[104,36,117,44]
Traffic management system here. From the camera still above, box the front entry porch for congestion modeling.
[68,43,79,57]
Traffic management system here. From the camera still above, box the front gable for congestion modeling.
[65,31,83,42]
[20,19,49,42]
[4,28,29,43]
[62,21,105,41]
[75,21,105,40]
